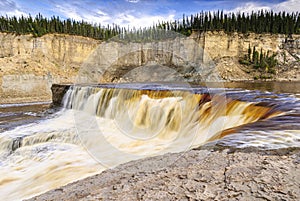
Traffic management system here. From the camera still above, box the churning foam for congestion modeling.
[0,85,293,200]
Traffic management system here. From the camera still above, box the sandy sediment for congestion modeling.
[28,146,300,201]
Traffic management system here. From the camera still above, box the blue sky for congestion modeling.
[0,0,299,28]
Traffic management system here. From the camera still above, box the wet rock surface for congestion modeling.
[29,147,300,201]
[51,84,70,107]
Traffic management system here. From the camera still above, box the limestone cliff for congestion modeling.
[0,32,299,104]
[77,32,300,84]
[199,32,300,81]
[0,33,100,103]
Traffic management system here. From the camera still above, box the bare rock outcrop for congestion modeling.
[29,147,300,201]
[0,33,100,104]
[0,32,299,104]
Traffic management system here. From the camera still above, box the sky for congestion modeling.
[0,0,299,28]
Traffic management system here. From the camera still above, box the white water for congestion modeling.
[0,86,297,200]
[0,110,104,200]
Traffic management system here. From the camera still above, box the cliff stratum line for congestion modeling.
[1,84,300,200]
[0,32,299,104]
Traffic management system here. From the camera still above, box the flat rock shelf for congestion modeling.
[29,147,300,201]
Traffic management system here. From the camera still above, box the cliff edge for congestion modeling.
[0,32,299,104]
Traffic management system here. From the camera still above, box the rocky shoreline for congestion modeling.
[28,146,300,201]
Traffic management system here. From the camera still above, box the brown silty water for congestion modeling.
[0,83,299,200]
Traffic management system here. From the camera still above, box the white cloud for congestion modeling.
[229,2,271,14]
[113,12,175,28]
[126,0,140,3]
[228,0,300,14]
[0,0,27,17]
[2,0,297,29]
[53,4,111,25]
[52,1,175,28]
[0,0,17,11]
[4,10,28,17]
[273,0,300,13]
[49,0,300,29]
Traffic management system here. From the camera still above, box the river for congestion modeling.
[0,81,299,200]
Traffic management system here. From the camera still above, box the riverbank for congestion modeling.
[0,32,299,104]
[0,82,296,200]
[29,146,300,200]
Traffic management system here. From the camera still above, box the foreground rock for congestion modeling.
[29,147,300,201]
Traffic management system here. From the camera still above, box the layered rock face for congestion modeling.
[79,32,300,83]
[202,32,300,81]
[0,33,99,104]
[0,32,299,104]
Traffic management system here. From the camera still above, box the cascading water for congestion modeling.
[63,86,282,154]
[0,84,299,200]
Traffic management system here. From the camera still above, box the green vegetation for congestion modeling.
[0,10,299,40]
[0,14,121,39]
[159,10,300,36]
[239,45,278,74]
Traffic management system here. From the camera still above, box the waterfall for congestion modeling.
[61,86,282,151]
[0,84,295,201]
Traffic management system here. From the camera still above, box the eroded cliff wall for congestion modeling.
[0,32,299,104]
[0,33,100,103]
[200,32,299,80]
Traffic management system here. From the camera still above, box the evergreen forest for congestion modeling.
[0,10,299,40]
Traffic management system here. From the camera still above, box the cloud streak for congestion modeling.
[126,0,141,3]
[273,0,300,13]
[0,0,298,28]
[228,0,300,14]
[50,0,175,28]
[53,3,110,25]
[113,12,176,28]
[0,0,27,17]
[229,2,271,13]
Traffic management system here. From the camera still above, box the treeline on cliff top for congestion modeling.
[0,10,299,40]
